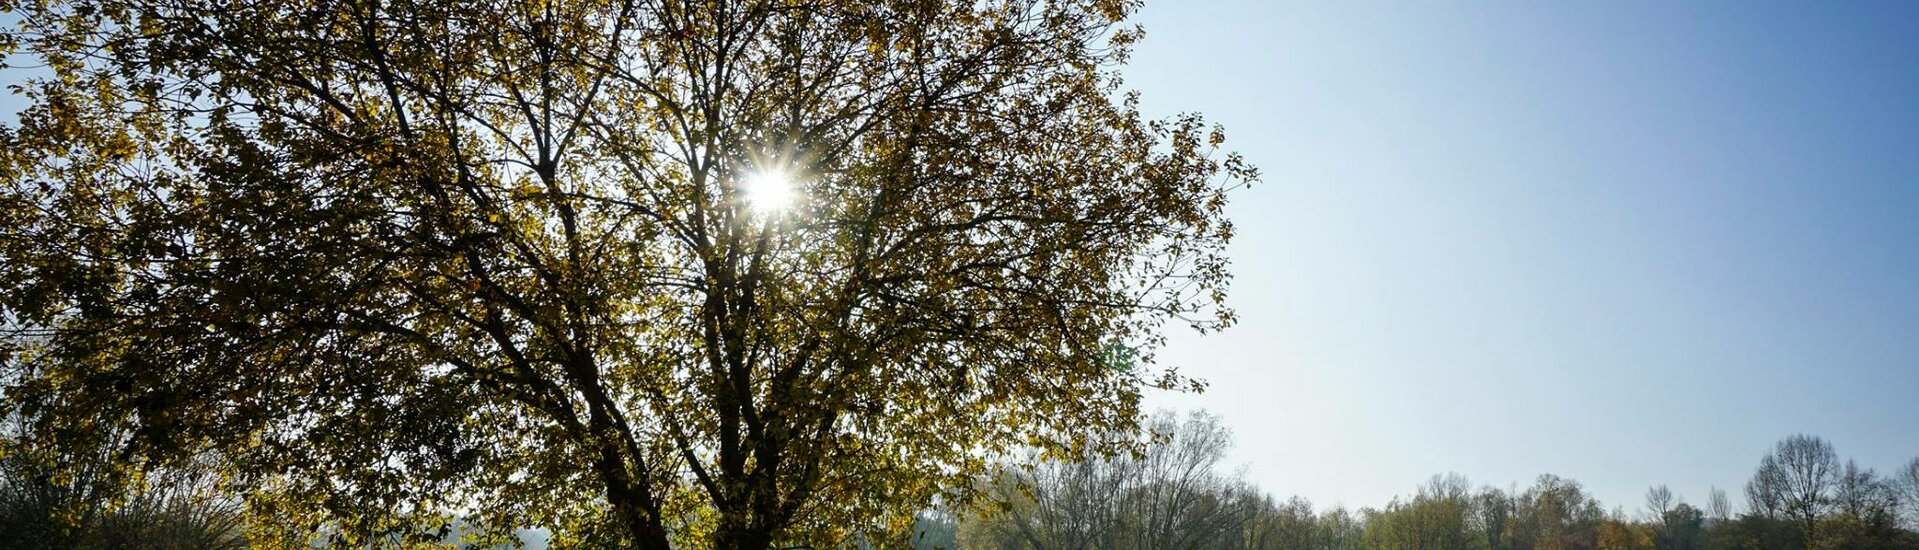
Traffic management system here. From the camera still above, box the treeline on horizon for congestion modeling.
[5,409,1918,549]
[910,412,1919,550]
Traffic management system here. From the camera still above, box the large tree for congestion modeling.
[0,0,1251,547]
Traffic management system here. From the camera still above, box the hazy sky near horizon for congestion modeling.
[1126,0,1919,512]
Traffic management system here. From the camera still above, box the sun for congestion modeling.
[743,169,796,215]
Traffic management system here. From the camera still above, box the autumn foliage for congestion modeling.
[0,0,1251,548]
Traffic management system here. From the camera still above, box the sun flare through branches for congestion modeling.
[743,169,797,216]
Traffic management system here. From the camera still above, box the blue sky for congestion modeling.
[1128,0,1919,512]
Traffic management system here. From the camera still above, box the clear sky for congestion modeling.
[1127,0,1919,513]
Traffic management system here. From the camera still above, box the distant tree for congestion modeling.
[1654,503,1705,550]
[1747,455,1788,520]
[951,427,1919,550]
[1897,457,1919,531]
[1317,506,1365,550]
[1818,471,1917,550]
[1707,487,1732,523]
[1511,474,1603,550]
[1714,513,1796,550]
[1125,412,1261,550]
[1476,487,1516,550]
[1242,496,1318,550]
[1645,486,1674,522]
[1597,516,1654,550]
[960,456,1127,549]
[1834,460,1898,525]
[907,511,960,550]
[960,411,1261,550]
[0,0,1250,547]
[0,412,244,550]
[1365,473,1476,550]
[1773,435,1840,546]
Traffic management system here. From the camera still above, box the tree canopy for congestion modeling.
[0,0,1252,547]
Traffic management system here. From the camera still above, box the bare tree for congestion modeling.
[1646,484,1674,521]
[1899,457,1919,530]
[962,411,1262,550]
[1834,459,1897,524]
[0,413,243,550]
[1772,434,1838,544]
[1707,486,1732,522]
[976,455,1133,550]
[1746,455,1786,520]
[1124,412,1262,550]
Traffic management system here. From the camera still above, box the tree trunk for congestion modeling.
[592,450,672,550]
[717,526,775,550]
